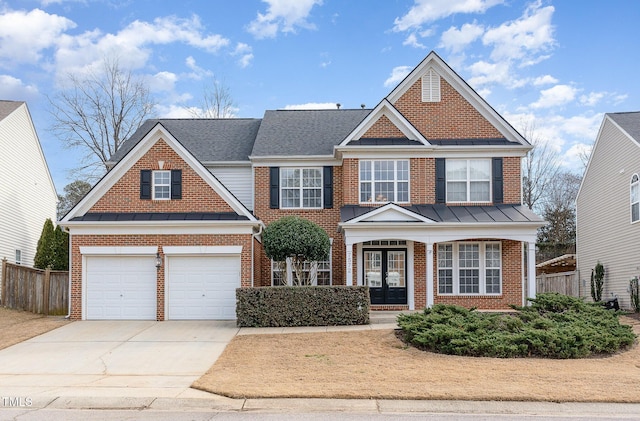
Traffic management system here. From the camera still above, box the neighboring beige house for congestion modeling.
[576,112,640,309]
[0,100,58,267]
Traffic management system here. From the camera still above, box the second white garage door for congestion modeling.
[167,255,240,320]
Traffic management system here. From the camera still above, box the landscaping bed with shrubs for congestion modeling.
[397,293,636,359]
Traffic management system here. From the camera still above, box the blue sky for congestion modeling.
[1,0,639,192]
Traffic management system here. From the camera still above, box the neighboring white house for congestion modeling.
[0,101,57,267]
[576,112,640,309]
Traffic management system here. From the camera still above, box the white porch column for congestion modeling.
[345,241,354,286]
[426,242,434,307]
[527,241,536,302]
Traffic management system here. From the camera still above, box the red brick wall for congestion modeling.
[393,77,503,140]
[253,166,345,286]
[432,240,522,310]
[70,233,253,320]
[362,114,405,138]
[91,138,234,213]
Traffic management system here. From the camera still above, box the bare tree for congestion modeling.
[48,57,156,180]
[520,120,561,212]
[187,77,236,118]
[57,180,92,220]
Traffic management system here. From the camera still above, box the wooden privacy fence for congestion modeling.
[536,270,579,297]
[1,259,69,315]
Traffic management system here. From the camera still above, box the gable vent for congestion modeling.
[421,68,441,103]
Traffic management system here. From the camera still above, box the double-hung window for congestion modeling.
[153,170,171,200]
[437,242,501,295]
[360,160,409,203]
[281,168,322,208]
[446,159,491,202]
[631,174,639,223]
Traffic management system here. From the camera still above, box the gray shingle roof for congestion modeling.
[607,112,640,144]
[110,118,262,163]
[341,204,543,224]
[70,212,249,222]
[0,100,23,121]
[251,109,371,156]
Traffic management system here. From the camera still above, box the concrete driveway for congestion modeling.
[0,320,239,402]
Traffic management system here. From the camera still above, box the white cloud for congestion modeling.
[579,91,606,107]
[0,8,75,67]
[393,0,504,32]
[530,84,577,109]
[439,22,484,53]
[384,65,412,88]
[53,15,230,79]
[155,103,194,118]
[564,142,592,171]
[284,102,339,110]
[232,43,254,68]
[533,74,558,86]
[184,56,214,80]
[247,0,323,39]
[467,60,526,89]
[0,74,39,99]
[482,1,555,66]
[403,33,426,49]
[149,71,178,92]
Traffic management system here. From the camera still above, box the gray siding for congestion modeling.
[208,166,253,211]
[576,118,640,309]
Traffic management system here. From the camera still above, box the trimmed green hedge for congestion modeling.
[236,286,370,327]
[397,293,636,359]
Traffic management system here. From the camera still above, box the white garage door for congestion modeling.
[167,255,240,320]
[85,256,157,320]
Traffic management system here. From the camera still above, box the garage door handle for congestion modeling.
[202,294,205,297]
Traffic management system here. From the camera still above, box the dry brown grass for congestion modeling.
[193,315,640,402]
[0,306,70,350]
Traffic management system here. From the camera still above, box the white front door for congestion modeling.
[85,256,157,320]
[167,255,240,320]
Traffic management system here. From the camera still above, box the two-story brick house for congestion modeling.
[61,51,543,320]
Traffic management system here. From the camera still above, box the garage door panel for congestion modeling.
[86,256,157,320]
[168,255,240,320]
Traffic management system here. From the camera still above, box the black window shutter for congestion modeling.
[435,158,446,204]
[323,166,333,209]
[492,158,503,204]
[269,167,280,209]
[171,169,182,200]
[140,170,151,200]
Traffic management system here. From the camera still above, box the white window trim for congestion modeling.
[446,159,492,203]
[280,167,323,209]
[436,242,502,296]
[271,241,332,286]
[153,170,171,201]
[359,160,410,204]
[631,173,639,224]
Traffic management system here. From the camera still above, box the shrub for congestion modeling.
[236,286,370,327]
[397,293,636,359]
[630,277,640,313]
[591,262,605,302]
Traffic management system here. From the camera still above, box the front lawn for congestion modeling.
[397,293,636,358]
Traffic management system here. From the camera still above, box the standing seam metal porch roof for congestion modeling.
[340,204,544,224]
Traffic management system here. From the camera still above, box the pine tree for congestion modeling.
[34,219,55,269]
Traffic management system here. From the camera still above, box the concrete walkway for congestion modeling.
[1,316,639,417]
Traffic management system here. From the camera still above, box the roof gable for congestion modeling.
[606,112,640,145]
[339,99,429,147]
[62,123,257,223]
[386,51,529,146]
[343,203,436,224]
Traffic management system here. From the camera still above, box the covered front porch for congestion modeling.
[338,203,544,310]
